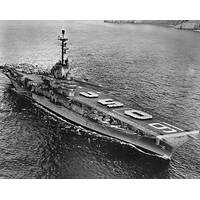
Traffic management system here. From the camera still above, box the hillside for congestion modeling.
[104,20,200,30]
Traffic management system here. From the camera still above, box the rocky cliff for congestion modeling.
[174,20,200,30]
[104,20,200,30]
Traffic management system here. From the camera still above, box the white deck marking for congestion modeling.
[98,99,124,108]
[162,122,183,131]
[124,109,153,120]
[149,123,177,134]
[80,91,99,98]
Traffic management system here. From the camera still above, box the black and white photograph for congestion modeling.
[1,20,200,179]
[0,0,200,199]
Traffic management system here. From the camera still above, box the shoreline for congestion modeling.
[104,20,200,32]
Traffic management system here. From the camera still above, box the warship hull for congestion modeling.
[8,77,173,160]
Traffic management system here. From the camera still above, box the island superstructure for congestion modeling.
[1,29,199,160]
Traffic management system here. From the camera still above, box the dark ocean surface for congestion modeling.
[0,20,200,178]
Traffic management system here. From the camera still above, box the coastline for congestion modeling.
[104,20,200,31]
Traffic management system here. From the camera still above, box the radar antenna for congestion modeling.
[58,30,68,65]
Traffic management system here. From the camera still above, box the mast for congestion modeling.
[58,30,68,65]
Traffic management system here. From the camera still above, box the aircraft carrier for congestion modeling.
[1,29,199,160]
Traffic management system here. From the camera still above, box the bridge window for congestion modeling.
[80,91,99,98]
[98,99,124,108]
[124,109,152,120]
